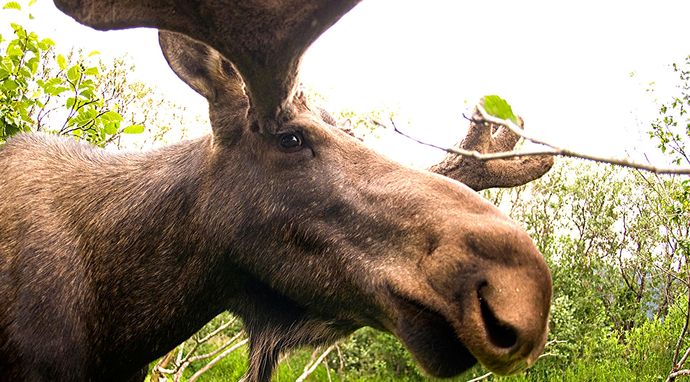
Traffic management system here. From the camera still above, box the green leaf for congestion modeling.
[79,89,94,98]
[79,79,95,89]
[3,1,21,10]
[26,56,38,74]
[481,95,519,124]
[101,110,123,123]
[6,43,23,57]
[123,124,145,134]
[67,65,81,82]
[83,66,99,76]
[44,78,63,87]
[38,38,55,50]
[57,54,67,70]
[9,22,22,33]
[88,50,101,57]
[46,86,69,96]
[2,79,19,92]
[104,121,118,136]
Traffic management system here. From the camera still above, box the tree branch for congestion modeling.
[187,338,249,382]
[667,272,690,382]
[474,105,690,175]
[466,371,493,382]
[379,107,690,175]
[296,345,336,382]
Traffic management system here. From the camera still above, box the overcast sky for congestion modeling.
[8,0,690,167]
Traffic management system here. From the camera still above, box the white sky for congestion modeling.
[6,0,690,168]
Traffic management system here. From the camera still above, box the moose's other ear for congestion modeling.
[158,31,247,107]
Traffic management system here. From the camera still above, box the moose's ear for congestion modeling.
[159,30,250,140]
[159,30,216,101]
[158,31,247,107]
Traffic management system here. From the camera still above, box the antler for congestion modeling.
[53,0,361,131]
[429,108,554,191]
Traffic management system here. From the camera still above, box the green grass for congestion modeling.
[148,305,685,382]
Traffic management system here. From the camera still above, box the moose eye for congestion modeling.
[278,132,303,152]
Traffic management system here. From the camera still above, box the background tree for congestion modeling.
[0,0,197,147]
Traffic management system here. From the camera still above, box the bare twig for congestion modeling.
[466,371,493,382]
[173,331,246,381]
[376,107,690,175]
[295,345,336,382]
[175,319,237,371]
[679,346,690,373]
[545,339,568,347]
[148,317,243,381]
[669,369,690,379]
[335,344,345,372]
[197,318,237,344]
[175,342,185,368]
[150,350,176,382]
[187,338,249,382]
[651,263,690,288]
[325,357,333,382]
[371,119,555,162]
[187,331,245,363]
[476,105,690,174]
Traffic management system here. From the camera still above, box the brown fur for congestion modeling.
[0,2,552,381]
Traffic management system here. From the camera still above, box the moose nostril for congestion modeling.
[478,290,518,349]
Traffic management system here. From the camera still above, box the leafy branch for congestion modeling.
[379,96,690,175]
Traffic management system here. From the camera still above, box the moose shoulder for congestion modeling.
[0,1,553,381]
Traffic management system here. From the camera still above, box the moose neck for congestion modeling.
[59,136,247,371]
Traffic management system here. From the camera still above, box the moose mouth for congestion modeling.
[390,292,478,378]
[389,285,529,378]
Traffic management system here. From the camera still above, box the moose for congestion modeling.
[0,1,554,381]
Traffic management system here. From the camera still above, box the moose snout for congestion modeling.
[452,220,552,375]
[468,264,551,374]
[387,215,552,378]
[407,216,552,375]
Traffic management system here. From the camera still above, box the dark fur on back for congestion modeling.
[0,134,215,380]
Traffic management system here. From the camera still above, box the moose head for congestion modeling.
[0,1,553,381]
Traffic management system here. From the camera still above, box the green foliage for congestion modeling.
[482,95,519,124]
[0,21,48,139]
[329,328,421,380]
[650,55,690,166]
[3,1,21,10]
[0,1,143,146]
[477,158,687,382]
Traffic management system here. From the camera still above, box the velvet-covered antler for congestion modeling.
[54,0,361,132]
[429,108,554,190]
